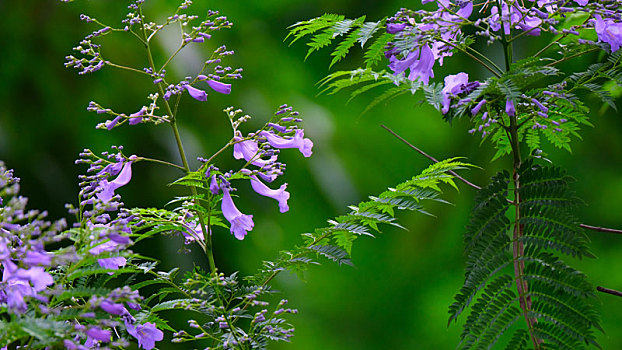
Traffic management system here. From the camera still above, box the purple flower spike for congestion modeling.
[249,174,290,213]
[184,84,208,101]
[96,161,133,202]
[126,321,164,350]
[221,188,254,240]
[260,129,313,157]
[207,79,232,94]
[505,99,516,117]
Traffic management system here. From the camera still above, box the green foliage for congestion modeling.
[449,159,600,349]
[250,158,471,285]
[287,13,390,68]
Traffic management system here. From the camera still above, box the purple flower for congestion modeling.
[99,300,128,316]
[105,116,123,130]
[594,15,622,52]
[471,99,486,116]
[505,99,516,117]
[86,327,111,342]
[259,129,313,157]
[221,188,254,240]
[440,72,469,114]
[126,321,164,350]
[23,251,52,267]
[96,161,133,202]
[389,45,435,84]
[97,256,127,271]
[387,22,406,34]
[184,84,208,101]
[14,266,53,291]
[129,107,147,125]
[206,79,232,94]
[248,174,290,213]
[233,135,276,167]
[209,175,220,195]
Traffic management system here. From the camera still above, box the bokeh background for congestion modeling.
[1,0,622,348]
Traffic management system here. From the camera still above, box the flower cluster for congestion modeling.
[203,105,313,241]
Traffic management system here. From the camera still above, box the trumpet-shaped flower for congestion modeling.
[389,45,435,84]
[248,174,290,213]
[233,135,276,167]
[207,79,232,94]
[441,72,469,114]
[259,129,313,157]
[594,15,622,52]
[221,188,254,240]
[125,321,163,350]
[96,161,133,202]
[184,84,208,101]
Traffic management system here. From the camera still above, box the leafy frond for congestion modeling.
[249,158,472,285]
[450,160,600,349]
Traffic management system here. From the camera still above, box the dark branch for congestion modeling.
[597,286,622,298]
[579,224,622,235]
[380,124,482,190]
[381,124,622,236]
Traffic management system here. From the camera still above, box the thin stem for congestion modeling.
[437,37,502,77]
[138,156,186,172]
[138,4,217,273]
[105,61,151,76]
[580,224,622,235]
[546,47,600,67]
[379,125,482,190]
[597,286,622,298]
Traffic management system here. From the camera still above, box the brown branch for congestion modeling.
[380,124,622,236]
[579,224,622,235]
[597,286,622,298]
[380,124,482,190]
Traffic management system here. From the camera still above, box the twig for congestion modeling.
[380,124,481,190]
[380,124,622,236]
[579,224,622,235]
[597,286,622,298]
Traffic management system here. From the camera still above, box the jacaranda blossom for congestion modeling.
[221,187,254,240]
[96,160,133,202]
[248,173,290,213]
[441,72,469,114]
[233,134,276,167]
[389,44,435,84]
[125,321,164,350]
[259,129,313,158]
[184,84,208,101]
[129,106,147,125]
[594,15,622,52]
[89,239,127,271]
[206,79,232,94]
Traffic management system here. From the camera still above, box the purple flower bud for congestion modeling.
[99,300,127,316]
[505,99,515,117]
[387,23,406,34]
[86,327,111,342]
[206,79,231,94]
[531,98,548,113]
[105,116,123,130]
[471,99,486,116]
[129,107,147,125]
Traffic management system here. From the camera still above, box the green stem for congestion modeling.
[137,156,186,171]
[138,4,217,274]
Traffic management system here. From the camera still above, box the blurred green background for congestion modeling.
[1,0,622,348]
